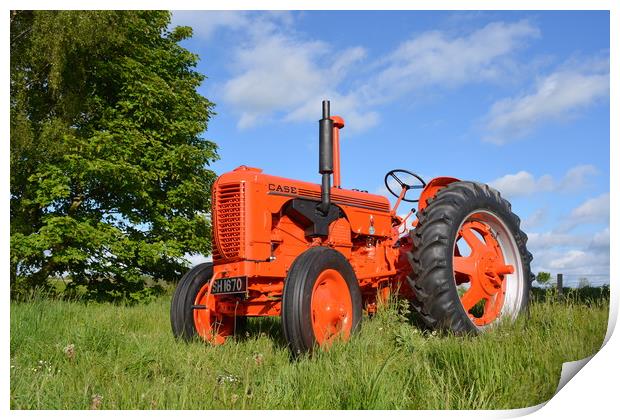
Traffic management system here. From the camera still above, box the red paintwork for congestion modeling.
[454,218,514,326]
[194,137,471,343]
[417,177,460,213]
[207,165,411,321]
[311,269,353,345]
[331,116,345,189]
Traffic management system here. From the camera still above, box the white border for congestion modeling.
[3,1,617,419]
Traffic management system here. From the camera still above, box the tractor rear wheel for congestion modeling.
[282,247,362,355]
[170,262,245,344]
[407,181,533,333]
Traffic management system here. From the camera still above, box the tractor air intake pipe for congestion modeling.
[318,100,334,214]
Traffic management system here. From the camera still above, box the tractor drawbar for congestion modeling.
[319,100,334,214]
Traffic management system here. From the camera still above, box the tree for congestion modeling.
[10,11,217,302]
[536,272,551,286]
[578,277,591,289]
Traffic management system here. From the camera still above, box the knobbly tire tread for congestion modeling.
[170,262,214,340]
[281,247,363,356]
[407,181,533,334]
[170,262,246,341]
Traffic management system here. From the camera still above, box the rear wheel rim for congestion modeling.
[453,211,524,328]
[193,282,234,345]
[310,269,353,346]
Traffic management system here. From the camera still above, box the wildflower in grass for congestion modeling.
[90,394,103,409]
[63,344,76,361]
[216,373,240,385]
[253,352,264,366]
[33,360,52,373]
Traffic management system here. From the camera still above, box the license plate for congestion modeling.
[211,276,247,295]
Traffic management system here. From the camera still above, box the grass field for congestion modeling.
[10,290,609,410]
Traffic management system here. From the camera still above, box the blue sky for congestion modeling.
[171,10,610,284]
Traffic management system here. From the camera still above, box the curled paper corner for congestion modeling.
[498,401,547,418]
[555,355,594,395]
[497,355,597,418]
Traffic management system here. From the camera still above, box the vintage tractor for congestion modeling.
[170,100,533,354]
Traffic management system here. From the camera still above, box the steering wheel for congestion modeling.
[384,169,427,203]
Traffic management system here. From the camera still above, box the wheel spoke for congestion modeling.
[477,289,505,325]
[460,282,488,312]
[453,256,476,278]
[460,227,487,255]
[483,298,494,316]
[391,173,404,187]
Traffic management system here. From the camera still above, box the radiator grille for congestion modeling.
[213,182,245,261]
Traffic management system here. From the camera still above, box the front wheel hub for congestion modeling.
[310,269,353,346]
[193,282,235,345]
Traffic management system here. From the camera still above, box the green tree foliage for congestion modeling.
[536,272,551,285]
[10,11,217,302]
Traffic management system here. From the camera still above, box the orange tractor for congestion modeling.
[171,101,533,354]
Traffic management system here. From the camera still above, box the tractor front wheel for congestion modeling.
[282,247,363,355]
[170,262,245,344]
[408,181,533,333]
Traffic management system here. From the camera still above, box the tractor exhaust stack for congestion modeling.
[318,100,334,214]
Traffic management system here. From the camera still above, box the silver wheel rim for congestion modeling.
[454,210,526,330]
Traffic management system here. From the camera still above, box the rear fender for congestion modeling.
[418,177,460,213]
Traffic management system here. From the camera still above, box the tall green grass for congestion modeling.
[10,291,608,409]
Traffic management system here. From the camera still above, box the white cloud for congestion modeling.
[173,13,607,144]
[531,247,609,276]
[527,231,581,249]
[171,11,294,41]
[528,227,610,276]
[182,13,540,132]
[220,24,376,131]
[526,199,609,276]
[567,193,610,225]
[488,164,598,199]
[489,171,553,198]
[363,20,539,103]
[183,253,212,268]
[527,194,609,237]
[558,164,599,192]
[589,227,610,251]
[222,34,329,128]
[521,207,547,231]
[545,250,586,270]
[283,91,380,133]
[546,249,607,272]
[171,11,250,40]
[483,61,609,144]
